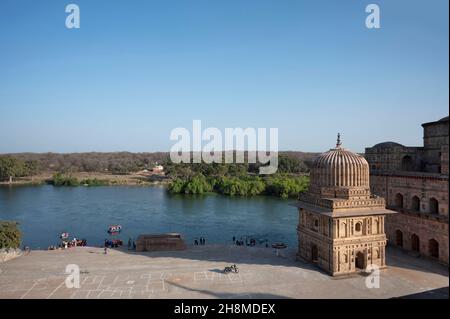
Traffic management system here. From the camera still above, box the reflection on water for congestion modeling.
[0,185,298,249]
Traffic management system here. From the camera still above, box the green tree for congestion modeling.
[266,175,309,198]
[0,157,23,182]
[52,173,80,186]
[167,178,187,193]
[183,174,213,194]
[0,221,22,249]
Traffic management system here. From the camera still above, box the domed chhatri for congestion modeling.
[311,139,369,190]
[308,134,373,201]
[295,134,395,277]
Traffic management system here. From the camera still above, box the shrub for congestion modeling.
[0,221,22,249]
[52,173,80,186]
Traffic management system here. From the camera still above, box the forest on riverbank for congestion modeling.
[164,156,310,198]
[0,152,314,198]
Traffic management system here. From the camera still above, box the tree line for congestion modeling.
[0,152,168,178]
[167,174,309,199]
[165,154,310,198]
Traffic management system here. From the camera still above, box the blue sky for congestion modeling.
[0,0,448,153]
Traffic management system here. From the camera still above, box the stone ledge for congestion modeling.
[0,248,22,263]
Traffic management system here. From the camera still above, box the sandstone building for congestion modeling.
[365,116,449,265]
[295,136,394,276]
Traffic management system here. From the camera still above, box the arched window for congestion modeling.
[355,251,365,270]
[411,196,420,212]
[311,244,318,262]
[429,198,439,214]
[374,248,380,259]
[395,230,403,247]
[394,193,404,209]
[355,222,362,232]
[411,234,420,252]
[401,155,413,171]
[429,239,439,259]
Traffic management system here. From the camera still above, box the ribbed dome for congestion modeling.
[310,146,369,189]
[372,141,404,148]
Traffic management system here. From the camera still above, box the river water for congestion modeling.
[0,185,298,249]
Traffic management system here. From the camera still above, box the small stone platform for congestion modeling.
[136,233,186,252]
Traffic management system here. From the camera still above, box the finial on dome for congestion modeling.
[336,133,342,148]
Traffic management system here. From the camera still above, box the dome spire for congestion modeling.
[336,133,342,148]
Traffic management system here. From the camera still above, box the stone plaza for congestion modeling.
[0,245,447,299]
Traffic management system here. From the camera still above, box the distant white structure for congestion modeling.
[152,163,164,173]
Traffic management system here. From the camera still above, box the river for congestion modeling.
[0,185,298,249]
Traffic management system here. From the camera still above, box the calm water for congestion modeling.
[0,185,298,249]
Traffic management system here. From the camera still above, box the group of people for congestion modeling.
[103,238,135,254]
[194,237,206,246]
[233,236,269,248]
[49,238,87,250]
[104,239,123,248]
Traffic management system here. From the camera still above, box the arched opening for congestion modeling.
[411,196,420,212]
[395,193,404,208]
[311,244,318,263]
[395,230,403,247]
[355,251,365,270]
[401,155,414,171]
[375,249,380,259]
[355,222,362,232]
[429,198,439,214]
[411,234,420,252]
[429,239,439,259]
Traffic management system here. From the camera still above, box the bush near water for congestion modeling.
[0,221,22,249]
[52,173,110,186]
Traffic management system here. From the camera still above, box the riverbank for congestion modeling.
[0,172,170,187]
[0,245,447,299]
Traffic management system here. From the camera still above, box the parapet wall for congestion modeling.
[0,248,22,263]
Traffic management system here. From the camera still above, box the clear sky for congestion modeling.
[0,0,448,153]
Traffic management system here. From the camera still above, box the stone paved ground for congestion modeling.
[0,245,448,299]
